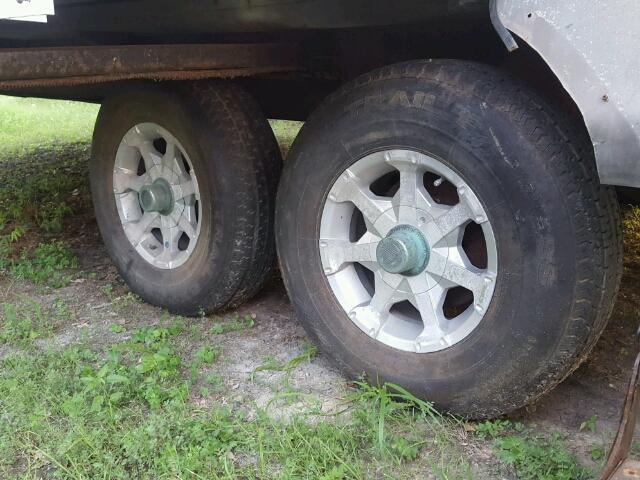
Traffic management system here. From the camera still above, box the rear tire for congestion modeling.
[276,60,622,417]
[91,82,281,315]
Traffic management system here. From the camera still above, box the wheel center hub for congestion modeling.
[376,224,429,276]
[139,178,174,214]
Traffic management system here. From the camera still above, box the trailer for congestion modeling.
[1,2,638,465]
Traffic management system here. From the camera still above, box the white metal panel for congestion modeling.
[498,0,640,187]
[0,0,54,22]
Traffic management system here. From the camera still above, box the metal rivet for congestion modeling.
[475,305,484,313]
[458,186,467,195]
[319,241,328,247]
[328,194,337,202]
[476,216,485,223]
[433,177,443,187]
[384,153,392,162]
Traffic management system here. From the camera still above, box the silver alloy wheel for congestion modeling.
[113,123,201,270]
[319,149,497,353]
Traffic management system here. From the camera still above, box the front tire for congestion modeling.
[91,82,281,315]
[276,60,622,417]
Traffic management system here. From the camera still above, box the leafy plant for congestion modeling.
[579,415,597,433]
[0,301,50,345]
[210,313,256,334]
[251,344,317,382]
[624,206,640,255]
[10,240,76,287]
[494,434,590,480]
[475,419,512,439]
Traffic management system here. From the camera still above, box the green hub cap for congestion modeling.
[138,178,174,214]
[376,224,430,276]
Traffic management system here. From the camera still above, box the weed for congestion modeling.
[624,206,640,255]
[251,344,317,384]
[0,301,50,345]
[130,325,182,347]
[494,434,591,480]
[109,324,125,334]
[195,345,220,364]
[475,419,512,439]
[10,240,76,287]
[101,283,115,298]
[112,291,140,309]
[210,313,256,334]
[590,445,605,462]
[579,415,598,433]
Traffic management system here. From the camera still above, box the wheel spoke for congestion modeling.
[432,202,474,241]
[128,212,160,246]
[329,169,395,235]
[177,209,198,239]
[370,273,404,313]
[159,219,182,264]
[393,165,432,224]
[411,291,446,348]
[320,235,378,275]
[162,141,178,170]
[431,251,489,305]
[113,167,150,193]
[395,166,421,208]
[173,178,197,201]
[139,142,163,175]
[350,273,405,338]
[406,271,430,294]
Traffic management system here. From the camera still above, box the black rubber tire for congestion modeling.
[91,81,281,315]
[276,60,623,417]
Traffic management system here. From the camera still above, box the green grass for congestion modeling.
[10,240,77,287]
[473,420,591,480]
[624,206,640,255]
[209,313,256,334]
[0,323,472,479]
[1,300,50,346]
[269,120,303,158]
[0,96,98,156]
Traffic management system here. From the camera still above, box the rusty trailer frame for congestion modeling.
[0,43,302,90]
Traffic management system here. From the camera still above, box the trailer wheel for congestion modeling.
[91,82,281,315]
[276,60,622,417]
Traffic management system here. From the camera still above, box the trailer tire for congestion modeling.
[91,82,281,315]
[276,60,622,417]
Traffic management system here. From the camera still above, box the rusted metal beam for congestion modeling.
[601,347,640,480]
[0,43,302,89]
